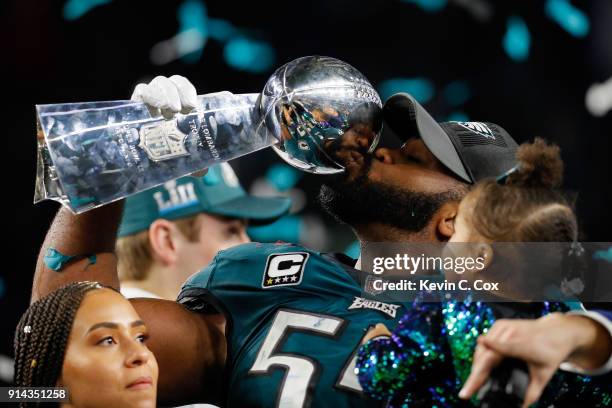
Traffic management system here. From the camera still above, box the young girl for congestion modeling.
[355,139,610,407]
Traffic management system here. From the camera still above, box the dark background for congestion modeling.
[1,0,611,384]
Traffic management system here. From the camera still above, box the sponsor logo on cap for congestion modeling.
[456,122,495,140]
[153,180,199,215]
[348,296,402,318]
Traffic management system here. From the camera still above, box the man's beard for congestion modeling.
[318,155,460,233]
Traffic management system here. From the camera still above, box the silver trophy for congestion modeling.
[35,56,382,213]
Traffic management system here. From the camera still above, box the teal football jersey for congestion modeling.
[178,242,407,408]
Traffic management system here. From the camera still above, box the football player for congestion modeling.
[30,75,612,407]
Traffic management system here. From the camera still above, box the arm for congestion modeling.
[32,203,123,302]
[563,309,612,374]
[356,306,447,399]
[131,298,226,406]
[460,312,612,408]
[356,324,406,399]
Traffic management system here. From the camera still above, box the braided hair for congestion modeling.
[14,281,103,407]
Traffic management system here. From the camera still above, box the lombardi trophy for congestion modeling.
[35,56,382,213]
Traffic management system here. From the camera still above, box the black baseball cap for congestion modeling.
[383,93,518,183]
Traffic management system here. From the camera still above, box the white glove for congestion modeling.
[131,75,198,119]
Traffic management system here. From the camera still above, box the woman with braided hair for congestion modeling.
[14,281,158,407]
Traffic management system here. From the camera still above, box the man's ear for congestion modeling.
[436,202,459,241]
[148,219,178,265]
[374,148,396,164]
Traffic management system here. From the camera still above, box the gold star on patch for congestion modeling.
[267,278,273,285]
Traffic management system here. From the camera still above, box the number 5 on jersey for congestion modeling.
[248,309,365,408]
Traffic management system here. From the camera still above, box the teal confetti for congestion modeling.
[503,15,531,62]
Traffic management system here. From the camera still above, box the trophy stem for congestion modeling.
[35,93,277,213]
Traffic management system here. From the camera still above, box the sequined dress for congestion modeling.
[355,300,611,407]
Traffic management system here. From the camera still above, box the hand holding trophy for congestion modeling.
[35,56,383,213]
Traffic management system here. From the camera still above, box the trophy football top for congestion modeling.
[261,56,383,174]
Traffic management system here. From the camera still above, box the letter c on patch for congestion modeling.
[267,254,306,277]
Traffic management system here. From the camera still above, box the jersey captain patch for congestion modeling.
[348,296,402,318]
[262,252,309,288]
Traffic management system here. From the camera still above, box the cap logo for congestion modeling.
[220,163,240,188]
[456,122,495,140]
[153,181,199,214]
